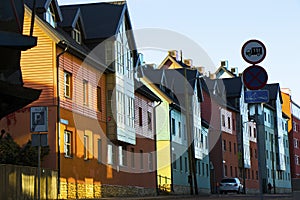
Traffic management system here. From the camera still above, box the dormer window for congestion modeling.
[72,22,82,44]
[45,4,56,28]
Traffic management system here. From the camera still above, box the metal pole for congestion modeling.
[38,134,41,200]
[255,104,264,200]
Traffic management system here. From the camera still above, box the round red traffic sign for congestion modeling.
[241,39,266,64]
[242,65,268,90]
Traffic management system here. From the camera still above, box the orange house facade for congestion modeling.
[1,4,109,199]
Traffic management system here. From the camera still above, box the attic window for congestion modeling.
[45,4,56,28]
[72,22,81,44]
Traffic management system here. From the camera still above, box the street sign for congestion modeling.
[241,39,266,64]
[30,107,48,132]
[242,65,268,90]
[244,90,269,103]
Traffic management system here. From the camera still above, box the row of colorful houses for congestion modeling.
[1,0,300,199]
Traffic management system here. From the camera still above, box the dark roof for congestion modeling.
[60,2,127,40]
[135,80,161,102]
[263,83,281,101]
[142,67,203,101]
[202,77,238,111]
[222,77,243,98]
[25,0,63,22]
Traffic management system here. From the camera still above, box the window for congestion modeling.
[206,164,209,177]
[97,87,102,112]
[107,144,115,165]
[173,153,177,169]
[185,157,188,173]
[148,153,153,171]
[138,107,142,126]
[72,22,81,44]
[147,111,152,130]
[224,165,228,177]
[230,166,233,177]
[119,146,127,166]
[140,150,144,169]
[222,114,225,127]
[64,130,72,157]
[84,135,89,160]
[180,156,183,171]
[131,148,135,168]
[97,139,102,163]
[45,4,56,27]
[254,128,256,138]
[294,138,299,148]
[234,143,237,154]
[229,141,232,152]
[178,122,181,138]
[83,80,88,105]
[223,139,226,151]
[228,117,231,129]
[64,71,72,98]
[183,124,187,140]
[172,118,176,135]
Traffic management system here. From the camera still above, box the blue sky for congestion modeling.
[58,0,300,103]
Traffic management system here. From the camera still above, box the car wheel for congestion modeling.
[237,187,240,194]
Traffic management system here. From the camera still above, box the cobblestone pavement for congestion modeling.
[100,193,294,200]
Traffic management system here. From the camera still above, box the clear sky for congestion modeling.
[58,0,300,103]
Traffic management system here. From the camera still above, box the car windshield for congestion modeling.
[221,179,236,183]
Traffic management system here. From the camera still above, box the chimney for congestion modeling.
[168,50,179,61]
[231,67,238,76]
[221,60,228,69]
[184,59,193,67]
[196,66,205,74]
[209,72,216,79]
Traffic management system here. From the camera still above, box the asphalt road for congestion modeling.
[100,193,295,200]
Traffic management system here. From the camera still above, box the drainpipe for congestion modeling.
[153,100,162,195]
[56,41,68,197]
[169,104,175,192]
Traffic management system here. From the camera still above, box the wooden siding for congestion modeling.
[134,93,154,139]
[59,53,106,121]
[21,14,56,106]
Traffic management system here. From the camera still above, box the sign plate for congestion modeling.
[242,65,268,90]
[30,107,48,132]
[241,39,266,64]
[244,90,269,103]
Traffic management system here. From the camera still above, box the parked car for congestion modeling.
[219,177,243,194]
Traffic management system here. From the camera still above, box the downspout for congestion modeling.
[169,103,175,192]
[56,41,68,197]
[153,100,162,195]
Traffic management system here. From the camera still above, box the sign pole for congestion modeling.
[38,134,41,200]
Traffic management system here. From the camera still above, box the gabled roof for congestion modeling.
[222,77,243,98]
[141,67,204,108]
[135,79,161,102]
[60,2,130,40]
[25,0,63,22]
[263,83,283,103]
[59,7,86,38]
[215,66,236,78]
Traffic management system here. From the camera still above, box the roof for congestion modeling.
[60,2,127,40]
[25,0,63,22]
[135,80,161,102]
[263,83,281,101]
[222,77,243,98]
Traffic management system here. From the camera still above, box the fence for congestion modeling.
[0,164,58,200]
[157,174,172,193]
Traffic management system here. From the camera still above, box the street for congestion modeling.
[100,193,294,200]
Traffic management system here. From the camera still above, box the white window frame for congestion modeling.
[64,130,72,157]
